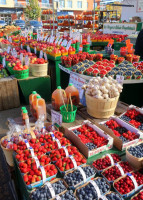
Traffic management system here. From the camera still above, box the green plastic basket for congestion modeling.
[14,69,29,79]
[60,104,77,123]
[76,42,80,51]
[71,43,76,49]
[8,67,14,75]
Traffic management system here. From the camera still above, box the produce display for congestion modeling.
[0,64,8,78]
[83,76,122,99]
[120,108,143,130]
[128,143,143,158]
[91,34,127,42]
[105,192,123,200]
[132,190,143,200]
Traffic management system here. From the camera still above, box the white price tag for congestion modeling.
[44,52,47,60]
[24,139,30,148]
[66,40,72,50]
[21,44,23,49]
[45,182,56,198]
[61,39,67,47]
[127,173,138,191]
[25,55,29,66]
[77,167,86,183]
[49,132,56,140]
[55,38,59,44]
[115,163,125,176]
[58,38,62,45]
[44,35,48,42]
[20,53,23,64]
[12,49,17,58]
[62,146,69,157]
[116,75,124,85]
[69,155,77,169]
[55,138,62,148]
[90,180,101,198]
[33,156,40,168]
[106,154,114,166]
[87,35,91,44]
[55,195,61,200]
[7,46,11,53]
[9,37,12,43]
[29,147,35,157]
[34,47,37,54]
[51,30,54,36]
[27,45,31,53]
[2,57,5,68]
[39,50,43,58]
[64,31,68,37]
[51,110,62,126]
[39,166,46,183]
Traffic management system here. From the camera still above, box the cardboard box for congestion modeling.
[63,120,113,158]
[99,116,143,151]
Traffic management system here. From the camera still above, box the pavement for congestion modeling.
[0,106,29,139]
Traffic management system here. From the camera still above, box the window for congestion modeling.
[0,0,6,5]
[59,0,65,8]
[77,1,82,8]
[67,0,72,8]
[87,2,88,9]
[93,2,97,8]
[42,0,49,3]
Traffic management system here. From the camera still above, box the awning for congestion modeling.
[0,8,23,14]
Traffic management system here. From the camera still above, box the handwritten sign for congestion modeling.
[51,110,62,126]
[116,75,124,85]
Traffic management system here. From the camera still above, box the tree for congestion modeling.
[25,0,41,20]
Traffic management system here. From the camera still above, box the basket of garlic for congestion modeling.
[83,76,123,118]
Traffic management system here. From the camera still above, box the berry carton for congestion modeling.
[105,191,124,200]
[64,164,96,190]
[113,172,143,199]
[99,116,143,151]
[126,141,143,170]
[63,120,113,158]
[131,189,143,200]
[119,104,143,134]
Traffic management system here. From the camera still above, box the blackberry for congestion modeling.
[135,114,143,123]
[115,127,127,134]
[119,135,129,143]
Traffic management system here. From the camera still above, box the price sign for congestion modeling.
[44,34,48,42]
[21,44,23,49]
[51,30,54,36]
[34,47,37,54]
[51,110,62,126]
[39,50,43,58]
[58,38,62,45]
[44,52,47,60]
[27,45,31,53]
[64,31,68,37]
[55,38,59,44]
[25,55,29,66]
[2,57,5,68]
[69,72,86,100]
[66,40,72,50]
[61,39,67,47]
[87,35,91,44]
[39,166,46,183]
[116,75,124,85]
[20,53,23,64]
[7,46,11,54]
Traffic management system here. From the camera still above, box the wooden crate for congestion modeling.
[0,77,20,111]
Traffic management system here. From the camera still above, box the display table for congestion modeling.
[18,75,51,104]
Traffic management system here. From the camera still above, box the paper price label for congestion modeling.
[69,155,77,169]
[116,75,124,85]
[20,53,23,64]
[64,31,68,37]
[90,180,101,198]
[77,167,86,183]
[66,40,72,50]
[2,57,5,68]
[44,52,47,60]
[29,147,35,157]
[58,38,62,45]
[25,56,29,66]
[7,46,11,54]
[21,44,23,49]
[39,50,43,58]
[34,47,37,54]
[49,132,56,141]
[33,156,40,168]
[27,45,31,53]
[55,195,61,200]
[62,146,69,157]
[127,173,138,191]
[115,163,124,176]
[55,138,61,148]
[45,182,55,198]
[55,38,59,44]
[51,110,62,126]
[39,166,46,183]
[44,35,48,42]
[106,154,114,166]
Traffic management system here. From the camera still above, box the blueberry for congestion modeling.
[85,143,97,150]
[128,143,143,158]
[106,192,124,200]
[120,115,131,122]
